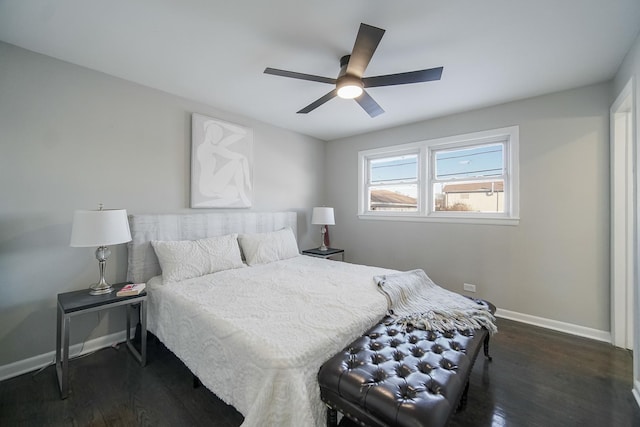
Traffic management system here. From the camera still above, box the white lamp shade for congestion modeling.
[311,207,335,225]
[70,209,132,247]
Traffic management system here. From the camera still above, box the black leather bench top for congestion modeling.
[318,312,490,427]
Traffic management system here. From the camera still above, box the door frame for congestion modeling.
[610,78,634,349]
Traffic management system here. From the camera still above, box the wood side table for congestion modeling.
[55,283,147,399]
[302,247,345,261]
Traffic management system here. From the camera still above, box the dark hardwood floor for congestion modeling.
[1,318,639,426]
[450,319,640,427]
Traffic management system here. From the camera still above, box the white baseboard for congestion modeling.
[0,329,133,382]
[496,308,611,343]
[633,380,640,409]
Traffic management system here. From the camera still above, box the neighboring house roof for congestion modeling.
[370,189,417,207]
[443,181,504,193]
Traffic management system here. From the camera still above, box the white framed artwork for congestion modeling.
[191,113,253,208]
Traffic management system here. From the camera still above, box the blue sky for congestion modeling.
[435,144,503,179]
[370,155,417,183]
[371,144,503,183]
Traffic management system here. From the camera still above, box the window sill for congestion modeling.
[358,213,520,226]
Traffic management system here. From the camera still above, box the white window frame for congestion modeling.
[363,147,423,213]
[358,126,519,225]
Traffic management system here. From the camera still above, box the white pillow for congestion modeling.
[238,228,299,266]
[151,233,243,283]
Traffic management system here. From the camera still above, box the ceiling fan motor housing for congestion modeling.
[336,55,363,99]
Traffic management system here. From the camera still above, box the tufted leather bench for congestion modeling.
[318,300,495,427]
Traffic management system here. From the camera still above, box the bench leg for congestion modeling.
[457,380,470,412]
[483,334,493,361]
[327,407,338,427]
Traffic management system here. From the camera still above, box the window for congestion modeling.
[358,126,519,225]
[432,143,505,213]
[367,152,419,212]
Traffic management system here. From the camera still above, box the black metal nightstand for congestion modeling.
[55,283,147,399]
[302,247,345,261]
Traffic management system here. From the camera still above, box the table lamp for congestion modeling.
[70,205,132,295]
[311,207,335,251]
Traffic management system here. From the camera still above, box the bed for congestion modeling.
[126,211,394,427]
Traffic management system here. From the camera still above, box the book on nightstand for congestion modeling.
[116,283,146,297]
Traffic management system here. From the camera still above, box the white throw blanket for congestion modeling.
[375,269,497,334]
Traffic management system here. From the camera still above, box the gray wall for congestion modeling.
[0,42,326,367]
[326,83,611,332]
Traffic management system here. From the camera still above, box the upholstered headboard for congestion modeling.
[127,211,298,283]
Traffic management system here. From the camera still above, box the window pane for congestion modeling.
[370,154,418,184]
[434,180,504,213]
[435,144,503,180]
[369,185,417,211]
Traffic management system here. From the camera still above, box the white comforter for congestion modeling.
[147,255,393,427]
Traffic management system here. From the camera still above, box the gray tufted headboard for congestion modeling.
[127,211,298,283]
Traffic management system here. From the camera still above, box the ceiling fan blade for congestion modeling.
[297,89,338,114]
[355,90,384,118]
[264,67,336,85]
[363,67,444,87]
[345,23,385,78]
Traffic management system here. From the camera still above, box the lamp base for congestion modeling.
[89,281,114,295]
[318,225,328,251]
[90,248,114,295]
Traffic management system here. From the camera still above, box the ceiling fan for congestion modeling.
[264,23,443,118]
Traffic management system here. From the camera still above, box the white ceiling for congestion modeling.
[1,1,639,141]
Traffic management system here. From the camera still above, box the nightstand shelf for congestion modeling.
[55,283,147,399]
[302,247,345,261]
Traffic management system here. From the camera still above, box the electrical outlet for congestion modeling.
[463,283,476,293]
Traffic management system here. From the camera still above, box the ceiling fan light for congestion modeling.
[337,76,364,99]
[337,84,363,99]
